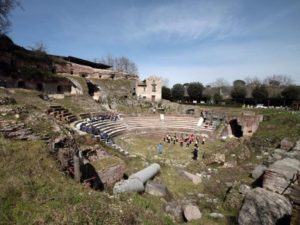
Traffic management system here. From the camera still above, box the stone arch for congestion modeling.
[229,119,243,138]
[57,85,63,94]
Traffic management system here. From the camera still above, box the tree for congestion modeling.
[97,55,138,75]
[245,76,261,88]
[162,86,172,100]
[264,75,292,86]
[187,82,204,102]
[252,85,269,102]
[210,78,229,88]
[171,83,184,101]
[281,85,300,101]
[213,93,223,104]
[0,0,20,34]
[30,41,47,53]
[233,79,246,87]
[231,86,247,101]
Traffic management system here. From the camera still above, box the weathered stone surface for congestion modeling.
[238,188,292,225]
[281,137,295,151]
[205,153,225,165]
[251,164,267,179]
[145,181,167,197]
[268,158,300,180]
[209,212,224,219]
[239,184,251,195]
[263,158,300,194]
[181,171,202,184]
[293,140,300,151]
[165,201,183,222]
[97,163,126,186]
[183,204,202,221]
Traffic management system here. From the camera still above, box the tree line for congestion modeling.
[162,75,300,106]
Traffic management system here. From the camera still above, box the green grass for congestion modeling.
[252,109,300,147]
[0,138,175,225]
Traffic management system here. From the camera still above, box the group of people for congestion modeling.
[163,133,205,148]
[159,133,206,160]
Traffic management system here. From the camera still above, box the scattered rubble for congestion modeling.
[182,204,202,221]
[145,181,168,197]
[181,170,202,184]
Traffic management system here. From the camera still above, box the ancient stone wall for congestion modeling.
[55,62,138,81]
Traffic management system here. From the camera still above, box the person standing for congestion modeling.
[157,143,164,154]
[192,145,198,160]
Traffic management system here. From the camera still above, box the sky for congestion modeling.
[9,0,300,87]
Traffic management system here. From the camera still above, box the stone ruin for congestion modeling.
[50,136,126,190]
[226,111,263,138]
[238,138,300,225]
[46,105,77,123]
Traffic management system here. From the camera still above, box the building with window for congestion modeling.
[135,76,162,102]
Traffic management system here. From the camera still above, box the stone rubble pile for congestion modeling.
[238,137,300,225]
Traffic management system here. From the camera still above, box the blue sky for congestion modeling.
[9,0,300,86]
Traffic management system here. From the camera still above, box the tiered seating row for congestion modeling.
[75,117,129,156]
[46,106,77,123]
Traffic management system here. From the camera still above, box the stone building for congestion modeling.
[135,76,162,102]
[55,56,138,80]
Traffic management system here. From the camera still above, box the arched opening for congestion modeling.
[52,67,57,74]
[57,85,63,94]
[80,163,104,191]
[70,70,74,75]
[111,74,115,80]
[17,80,25,88]
[87,81,100,96]
[229,119,243,138]
[36,83,44,92]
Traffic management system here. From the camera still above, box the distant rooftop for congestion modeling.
[64,56,111,69]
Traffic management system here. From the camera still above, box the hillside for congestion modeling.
[1,85,299,224]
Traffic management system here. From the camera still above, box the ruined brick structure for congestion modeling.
[55,56,139,81]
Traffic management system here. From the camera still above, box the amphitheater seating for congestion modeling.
[73,114,220,156]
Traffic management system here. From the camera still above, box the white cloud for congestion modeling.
[121,1,240,41]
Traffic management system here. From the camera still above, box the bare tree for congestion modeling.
[264,75,292,86]
[210,78,229,88]
[244,76,261,87]
[97,55,138,75]
[30,41,47,53]
[0,0,20,34]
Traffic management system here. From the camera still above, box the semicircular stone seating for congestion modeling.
[72,113,220,156]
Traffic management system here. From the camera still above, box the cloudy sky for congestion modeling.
[9,0,300,86]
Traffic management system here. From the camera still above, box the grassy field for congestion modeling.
[2,86,300,225]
